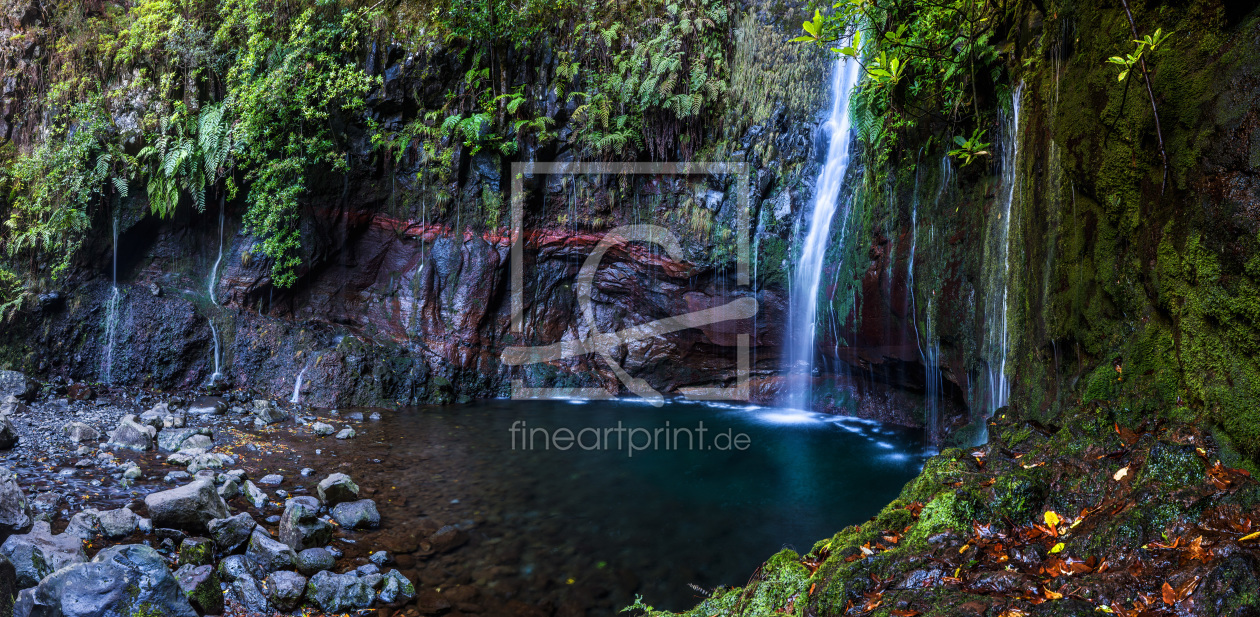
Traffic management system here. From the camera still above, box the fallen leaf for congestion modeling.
[1113,466,1129,481]
[1240,531,1260,542]
[891,611,921,617]
[1044,587,1063,600]
[1050,542,1065,554]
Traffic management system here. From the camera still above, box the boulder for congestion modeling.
[0,416,17,450]
[0,371,35,403]
[139,403,186,429]
[174,563,223,615]
[0,521,87,589]
[279,496,332,552]
[253,400,289,425]
[257,474,282,486]
[430,524,469,553]
[217,477,240,500]
[295,547,335,576]
[157,427,211,452]
[65,383,93,401]
[0,398,26,417]
[64,422,99,444]
[216,554,262,583]
[144,479,229,531]
[304,570,374,613]
[0,554,14,617]
[244,480,267,509]
[106,415,157,451]
[64,509,101,540]
[312,422,335,436]
[316,473,359,506]
[97,508,138,539]
[179,434,214,452]
[335,427,356,439]
[331,499,380,530]
[187,401,225,416]
[22,544,196,617]
[178,537,214,566]
[207,512,256,554]
[229,573,270,614]
[378,569,416,605]
[0,467,29,538]
[245,529,295,573]
[369,551,390,566]
[265,570,307,611]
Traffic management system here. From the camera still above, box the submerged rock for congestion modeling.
[144,479,229,530]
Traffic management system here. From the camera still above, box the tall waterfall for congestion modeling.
[783,54,862,411]
[102,217,120,384]
[207,202,225,385]
[982,85,1023,423]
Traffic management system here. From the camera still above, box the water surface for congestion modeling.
[347,400,924,613]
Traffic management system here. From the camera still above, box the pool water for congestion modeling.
[336,399,924,614]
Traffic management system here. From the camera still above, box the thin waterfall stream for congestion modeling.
[206,200,225,384]
[981,84,1023,438]
[102,217,120,384]
[784,53,862,411]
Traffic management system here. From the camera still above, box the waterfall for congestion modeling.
[206,200,225,385]
[102,217,120,383]
[982,84,1023,426]
[783,54,862,411]
[291,360,310,404]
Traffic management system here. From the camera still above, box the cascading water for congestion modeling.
[101,217,120,383]
[291,357,311,404]
[206,202,225,384]
[784,53,862,411]
[981,84,1023,433]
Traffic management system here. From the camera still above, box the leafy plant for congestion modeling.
[1107,28,1171,81]
[947,129,991,166]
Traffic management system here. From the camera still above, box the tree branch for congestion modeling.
[1118,0,1169,195]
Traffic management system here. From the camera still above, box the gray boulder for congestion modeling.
[0,371,35,402]
[316,473,359,506]
[106,415,156,451]
[252,400,289,425]
[335,427,356,439]
[0,416,17,450]
[144,479,229,531]
[139,403,186,429]
[0,521,87,588]
[22,544,196,617]
[279,496,332,552]
[430,524,469,553]
[157,427,211,452]
[174,563,223,615]
[312,422,335,436]
[64,422,99,444]
[331,499,380,530]
[187,401,225,416]
[97,508,138,539]
[216,554,262,583]
[179,434,213,452]
[245,529,295,573]
[305,570,374,613]
[265,570,307,611]
[207,512,256,554]
[244,480,267,509]
[64,509,101,540]
[295,547,335,576]
[229,573,270,614]
[0,467,29,538]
